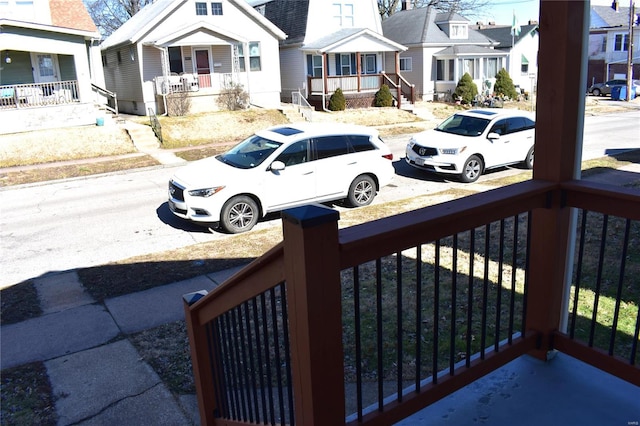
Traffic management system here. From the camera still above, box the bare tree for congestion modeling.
[379,0,491,20]
[84,0,153,37]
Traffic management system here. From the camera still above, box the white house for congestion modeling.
[252,0,413,110]
[381,5,533,101]
[100,0,286,116]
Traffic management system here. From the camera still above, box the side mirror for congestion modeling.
[487,132,501,140]
[270,160,285,171]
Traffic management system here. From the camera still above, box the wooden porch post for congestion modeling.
[525,0,589,360]
[281,205,346,425]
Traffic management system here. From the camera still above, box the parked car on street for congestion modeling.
[588,79,640,96]
[168,123,395,233]
[405,109,536,183]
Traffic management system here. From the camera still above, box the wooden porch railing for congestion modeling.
[0,80,79,110]
[184,179,639,425]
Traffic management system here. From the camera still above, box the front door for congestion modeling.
[194,49,211,75]
[31,53,59,83]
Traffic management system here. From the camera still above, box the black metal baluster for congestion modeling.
[589,214,609,347]
[433,240,440,385]
[376,258,384,410]
[450,234,458,375]
[466,229,475,368]
[481,223,491,359]
[415,245,422,391]
[609,218,630,356]
[570,210,589,338]
[495,219,505,351]
[354,265,363,421]
[397,252,403,401]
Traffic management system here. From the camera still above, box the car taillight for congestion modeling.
[382,153,393,160]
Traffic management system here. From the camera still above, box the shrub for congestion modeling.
[453,73,478,104]
[217,81,249,111]
[374,84,394,107]
[166,90,191,116]
[328,88,346,111]
[493,68,519,100]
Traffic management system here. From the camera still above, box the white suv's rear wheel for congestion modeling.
[347,175,376,207]
[220,196,259,233]
[460,155,483,183]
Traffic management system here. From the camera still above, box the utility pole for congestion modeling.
[626,0,636,101]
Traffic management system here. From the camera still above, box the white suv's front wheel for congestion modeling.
[220,195,259,233]
[460,155,483,183]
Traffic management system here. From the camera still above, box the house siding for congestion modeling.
[280,47,306,101]
[304,0,381,43]
[103,45,144,114]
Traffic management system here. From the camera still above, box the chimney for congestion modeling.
[611,0,619,11]
[402,0,411,11]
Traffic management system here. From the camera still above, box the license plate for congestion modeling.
[416,157,425,166]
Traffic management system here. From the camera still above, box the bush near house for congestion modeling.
[374,84,394,107]
[454,73,478,104]
[166,91,191,116]
[217,81,250,111]
[493,68,519,100]
[329,88,346,111]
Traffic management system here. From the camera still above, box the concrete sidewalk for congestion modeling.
[0,265,244,425]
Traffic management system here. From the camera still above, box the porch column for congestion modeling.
[356,51,361,92]
[323,53,328,97]
[525,0,589,360]
[281,205,345,425]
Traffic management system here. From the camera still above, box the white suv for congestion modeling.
[168,122,394,233]
[405,109,535,182]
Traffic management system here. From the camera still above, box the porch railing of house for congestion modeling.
[291,90,313,122]
[154,73,247,95]
[91,83,118,115]
[184,179,639,425]
[308,74,387,95]
[382,72,416,108]
[0,80,79,110]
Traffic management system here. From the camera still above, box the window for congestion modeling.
[211,2,222,15]
[308,55,323,77]
[460,58,477,79]
[315,136,350,160]
[601,35,607,53]
[361,54,377,74]
[195,2,207,15]
[614,33,629,51]
[101,54,107,67]
[347,135,375,152]
[436,60,445,81]
[276,141,309,167]
[117,51,122,64]
[450,24,467,39]
[168,47,183,74]
[332,2,354,27]
[437,59,455,81]
[399,57,412,72]
[485,58,498,78]
[340,54,352,75]
[238,42,261,72]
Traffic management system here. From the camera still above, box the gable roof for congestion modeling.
[101,0,285,50]
[260,0,310,46]
[434,45,508,57]
[590,5,632,29]
[49,0,98,33]
[382,6,496,47]
[475,24,538,49]
[302,27,407,53]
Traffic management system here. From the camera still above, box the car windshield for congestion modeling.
[217,135,282,169]
[435,114,491,137]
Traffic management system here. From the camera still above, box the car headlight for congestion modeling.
[407,139,416,149]
[188,186,225,197]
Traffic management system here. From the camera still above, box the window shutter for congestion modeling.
[350,53,356,74]
[336,54,341,76]
[306,54,313,76]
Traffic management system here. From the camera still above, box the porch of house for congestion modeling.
[181,3,638,425]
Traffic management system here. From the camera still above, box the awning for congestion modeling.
[521,54,529,64]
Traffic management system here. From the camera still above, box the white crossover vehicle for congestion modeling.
[168,122,394,233]
[405,109,535,183]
